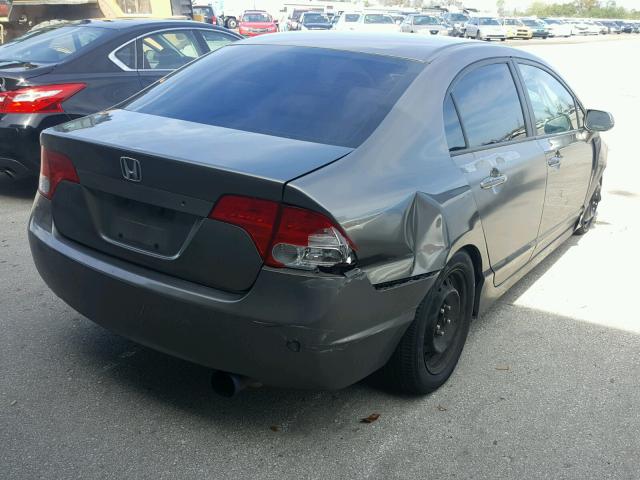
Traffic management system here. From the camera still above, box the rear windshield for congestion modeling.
[242,13,271,22]
[364,14,394,24]
[448,14,468,22]
[303,13,329,24]
[0,24,106,63]
[125,45,422,148]
[414,16,439,25]
[344,14,360,22]
[479,18,500,26]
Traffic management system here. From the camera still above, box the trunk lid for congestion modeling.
[0,62,57,90]
[41,109,352,292]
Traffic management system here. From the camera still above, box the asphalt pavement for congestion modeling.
[1,35,639,480]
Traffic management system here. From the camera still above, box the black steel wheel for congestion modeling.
[575,179,602,235]
[381,251,475,394]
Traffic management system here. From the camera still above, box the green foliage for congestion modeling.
[524,1,640,19]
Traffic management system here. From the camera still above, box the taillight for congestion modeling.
[38,147,79,200]
[0,83,85,114]
[209,195,356,270]
[209,195,279,258]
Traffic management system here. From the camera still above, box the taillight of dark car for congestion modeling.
[38,147,79,200]
[210,195,356,270]
[0,83,86,114]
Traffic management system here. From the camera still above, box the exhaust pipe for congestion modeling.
[210,370,255,397]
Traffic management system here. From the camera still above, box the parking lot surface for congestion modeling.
[2,36,640,480]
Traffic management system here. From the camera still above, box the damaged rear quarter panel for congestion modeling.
[286,45,497,287]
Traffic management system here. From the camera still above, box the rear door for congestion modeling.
[447,60,547,286]
[516,61,593,251]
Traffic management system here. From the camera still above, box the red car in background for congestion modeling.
[238,10,278,37]
[0,0,10,17]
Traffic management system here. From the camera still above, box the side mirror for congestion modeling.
[585,109,614,132]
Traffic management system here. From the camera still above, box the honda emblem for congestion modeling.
[120,157,142,182]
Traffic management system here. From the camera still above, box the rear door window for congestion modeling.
[443,95,466,152]
[518,64,578,135]
[112,41,136,69]
[125,45,423,148]
[0,24,106,63]
[198,30,236,52]
[139,30,201,70]
[451,63,527,148]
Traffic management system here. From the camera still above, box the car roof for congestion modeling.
[64,18,207,30]
[238,32,529,63]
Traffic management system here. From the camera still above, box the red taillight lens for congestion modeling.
[209,195,356,270]
[209,195,279,258]
[0,83,85,114]
[38,147,79,200]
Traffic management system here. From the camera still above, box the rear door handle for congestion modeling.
[480,168,508,189]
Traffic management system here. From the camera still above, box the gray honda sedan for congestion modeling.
[28,33,613,396]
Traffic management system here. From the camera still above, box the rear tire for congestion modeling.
[476,30,481,40]
[381,251,475,394]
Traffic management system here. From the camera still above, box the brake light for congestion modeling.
[209,195,356,270]
[38,147,79,200]
[0,83,85,114]
[210,195,279,258]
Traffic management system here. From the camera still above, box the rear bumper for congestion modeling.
[0,112,68,179]
[29,194,436,389]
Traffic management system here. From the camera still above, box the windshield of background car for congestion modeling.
[125,45,423,148]
[303,13,329,24]
[448,14,468,22]
[413,16,439,25]
[242,13,271,22]
[479,18,500,26]
[193,7,213,16]
[0,25,106,63]
[364,14,394,24]
[522,19,541,27]
[344,14,360,22]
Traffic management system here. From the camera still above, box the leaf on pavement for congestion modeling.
[360,413,380,424]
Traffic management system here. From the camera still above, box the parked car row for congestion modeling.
[225,9,640,40]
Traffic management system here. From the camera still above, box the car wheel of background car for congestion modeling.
[475,30,481,40]
[381,251,475,394]
[226,17,237,29]
[575,179,602,235]
[500,38,506,41]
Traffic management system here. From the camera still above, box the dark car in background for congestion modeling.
[29,33,612,396]
[192,4,218,25]
[0,19,241,180]
[442,12,469,37]
[299,12,332,30]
